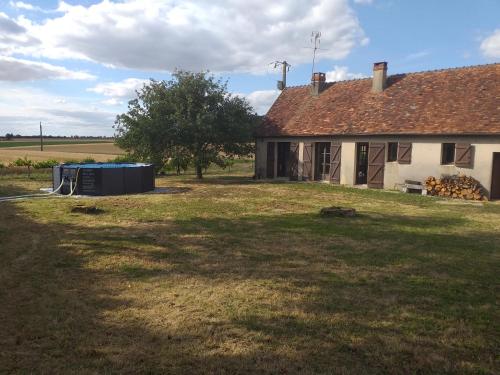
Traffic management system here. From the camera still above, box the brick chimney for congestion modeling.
[311,72,326,96]
[372,62,387,93]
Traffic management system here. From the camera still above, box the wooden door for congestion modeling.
[289,142,299,180]
[491,153,500,200]
[303,143,313,181]
[330,142,341,184]
[367,142,385,189]
[266,142,275,178]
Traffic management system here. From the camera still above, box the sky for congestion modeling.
[0,0,498,136]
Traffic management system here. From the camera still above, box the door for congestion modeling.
[314,142,331,180]
[266,142,275,178]
[303,143,313,181]
[277,142,290,177]
[289,142,299,180]
[491,153,500,200]
[367,142,386,189]
[330,142,341,184]
[355,143,369,184]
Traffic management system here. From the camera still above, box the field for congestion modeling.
[0,162,499,374]
[0,142,124,163]
[0,138,112,148]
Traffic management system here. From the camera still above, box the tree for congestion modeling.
[5,133,13,140]
[114,71,257,178]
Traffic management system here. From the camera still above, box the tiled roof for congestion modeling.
[258,63,500,137]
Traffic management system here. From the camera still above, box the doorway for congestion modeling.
[355,142,369,185]
[315,142,331,180]
[491,153,500,200]
[277,142,290,177]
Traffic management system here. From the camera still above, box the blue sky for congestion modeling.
[0,0,498,136]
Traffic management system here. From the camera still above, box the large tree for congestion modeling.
[114,71,257,178]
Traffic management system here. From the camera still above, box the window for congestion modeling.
[387,142,398,162]
[441,143,455,165]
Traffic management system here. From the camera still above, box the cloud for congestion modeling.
[236,90,281,115]
[353,0,373,4]
[0,56,96,81]
[101,98,123,106]
[88,78,148,98]
[0,12,40,54]
[480,29,500,59]
[0,85,117,136]
[325,65,366,81]
[11,0,367,73]
[10,1,36,11]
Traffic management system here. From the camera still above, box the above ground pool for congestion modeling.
[53,162,155,196]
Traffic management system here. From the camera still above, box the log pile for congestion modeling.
[425,175,488,201]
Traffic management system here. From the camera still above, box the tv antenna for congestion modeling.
[271,60,291,90]
[310,31,321,76]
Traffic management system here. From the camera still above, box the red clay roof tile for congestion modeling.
[258,63,500,137]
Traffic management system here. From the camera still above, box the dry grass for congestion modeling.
[0,165,499,374]
[0,142,124,163]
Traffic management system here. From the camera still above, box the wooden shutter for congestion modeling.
[329,142,341,184]
[289,142,299,180]
[397,142,412,164]
[367,142,385,189]
[455,144,474,168]
[303,143,313,181]
[266,142,275,178]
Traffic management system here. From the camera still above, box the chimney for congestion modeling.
[310,72,326,96]
[372,61,388,93]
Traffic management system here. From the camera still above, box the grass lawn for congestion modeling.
[0,162,498,374]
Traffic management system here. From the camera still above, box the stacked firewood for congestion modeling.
[425,175,488,201]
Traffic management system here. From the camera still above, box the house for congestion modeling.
[255,62,500,199]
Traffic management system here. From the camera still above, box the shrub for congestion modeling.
[81,157,96,163]
[0,162,5,169]
[11,156,33,167]
[34,159,59,169]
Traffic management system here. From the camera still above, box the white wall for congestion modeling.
[255,136,500,196]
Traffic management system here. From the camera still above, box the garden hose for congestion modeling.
[0,168,81,202]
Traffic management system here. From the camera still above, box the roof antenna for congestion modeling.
[271,60,291,90]
[310,31,321,76]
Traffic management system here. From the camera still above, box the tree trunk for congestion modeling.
[196,164,203,179]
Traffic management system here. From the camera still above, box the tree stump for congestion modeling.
[71,205,104,215]
[320,206,356,217]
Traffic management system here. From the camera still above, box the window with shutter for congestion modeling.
[397,142,412,164]
[455,144,474,168]
[441,143,455,165]
[387,142,398,162]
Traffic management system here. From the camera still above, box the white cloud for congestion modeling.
[10,1,36,11]
[101,98,123,106]
[480,29,500,59]
[88,78,148,98]
[236,90,281,115]
[10,0,367,73]
[353,0,373,4]
[0,56,96,81]
[325,65,366,81]
[0,85,116,136]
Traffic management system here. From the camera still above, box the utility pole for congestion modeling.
[272,60,291,90]
[40,122,43,151]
